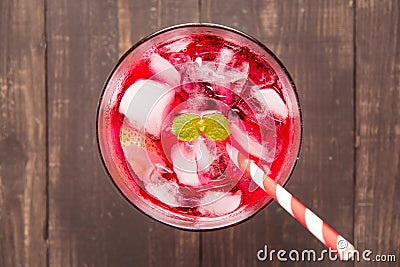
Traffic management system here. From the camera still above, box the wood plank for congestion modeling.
[117,1,200,266]
[47,0,199,266]
[355,1,400,266]
[201,1,355,266]
[0,0,47,266]
[118,0,200,55]
[46,1,148,265]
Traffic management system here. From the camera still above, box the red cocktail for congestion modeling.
[97,24,302,229]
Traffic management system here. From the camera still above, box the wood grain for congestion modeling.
[117,0,199,55]
[46,0,130,265]
[1,0,399,266]
[201,1,355,266]
[116,1,200,266]
[117,1,200,267]
[47,0,199,266]
[0,0,47,266]
[355,1,400,266]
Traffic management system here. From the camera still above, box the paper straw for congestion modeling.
[226,143,355,260]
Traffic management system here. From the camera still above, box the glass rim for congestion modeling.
[96,22,304,231]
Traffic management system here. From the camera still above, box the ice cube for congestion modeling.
[217,48,235,66]
[178,63,212,98]
[170,137,216,187]
[171,142,201,187]
[225,67,248,84]
[177,58,248,101]
[216,48,249,94]
[200,191,225,205]
[194,137,216,171]
[195,56,203,66]
[239,85,267,118]
[149,54,181,87]
[260,89,288,120]
[195,62,224,82]
[238,85,276,127]
[198,191,242,216]
[119,79,175,137]
[145,180,181,207]
[183,61,248,86]
[168,53,192,66]
[230,123,263,159]
[163,38,191,53]
[205,62,248,94]
[224,62,249,94]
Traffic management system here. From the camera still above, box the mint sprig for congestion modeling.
[171,113,201,142]
[172,113,231,142]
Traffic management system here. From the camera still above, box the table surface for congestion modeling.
[1,0,399,266]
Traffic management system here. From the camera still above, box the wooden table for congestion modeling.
[1,0,399,266]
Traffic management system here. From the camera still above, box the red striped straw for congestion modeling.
[226,143,355,260]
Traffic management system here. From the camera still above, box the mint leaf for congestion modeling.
[172,113,201,142]
[199,113,231,141]
[171,113,232,142]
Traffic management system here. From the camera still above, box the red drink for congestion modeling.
[97,24,301,229]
